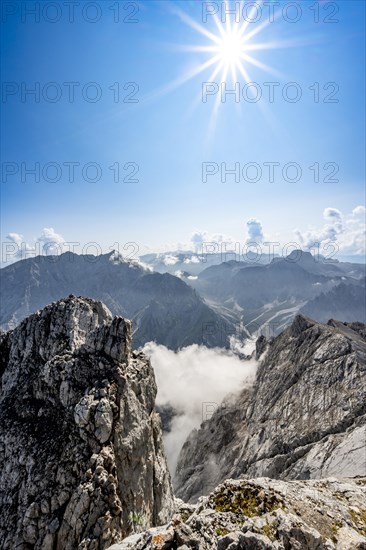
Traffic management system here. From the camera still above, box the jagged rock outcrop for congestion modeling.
[0,296,174,549]
[175,315,366,503]
[106,476,366,549]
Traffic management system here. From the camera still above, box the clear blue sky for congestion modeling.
[1,0,365,258]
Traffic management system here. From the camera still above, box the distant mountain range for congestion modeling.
[0,251,231,350]
[300,278,366,323]
[1,250,364,347]
[140,250,276,276]
[185,251,366,336]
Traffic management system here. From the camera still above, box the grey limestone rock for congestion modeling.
[106,476,366,550]
[175,315,366,503]
[0,295,174,549]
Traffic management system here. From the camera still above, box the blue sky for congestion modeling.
[1,0,365,260]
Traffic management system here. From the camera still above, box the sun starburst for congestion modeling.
[149,1,307,141]
[171,1,286,90]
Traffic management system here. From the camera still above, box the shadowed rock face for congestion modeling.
[174,315,366,503]
[0,296,174,550]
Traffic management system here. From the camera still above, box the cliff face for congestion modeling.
[175,315,366,503]
[0,296,174,550]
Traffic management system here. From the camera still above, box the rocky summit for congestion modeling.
[0,296,174,549]
[174,315,366,503]
[107,476,366,549]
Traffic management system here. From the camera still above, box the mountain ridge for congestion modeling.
[0,253,233,349]
[174,314,366,503]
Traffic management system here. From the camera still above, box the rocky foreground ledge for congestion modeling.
[108,477,366,549]
[0,296,174,549]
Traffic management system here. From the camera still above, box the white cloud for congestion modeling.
[37,227,66,255]
[340,212,366,255]
[190,231,207,242]
[190,231,209,253]
[142,342,257,474]
[184,256,200,264]
[6,232,24,246]
[229,335,257,356]
[163,254,179,266]
[129,258,154,272]
[295,207,343,251]
[246,218,264,244]
[4,233,33,262]
[353,205,366,216]
[190,231,235,253]
[323,207,343,224]
[295,207,365,256]
[4,227,66,263]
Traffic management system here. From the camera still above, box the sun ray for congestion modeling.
[243,41,290,52]
[168,0,287,92]
[206,62,229,148]
[160,54,223,96]
[154,0,306,139]
[241,53,283,78]
[237,59,252,86]
[224,0,232,34]
[206,60,226,86]
[185,60,225,121]
[171,7,222,45]
[241,9,282,43]
[236,59,278,133]
[212,9,226,38]
[236,0,264,39]
[175,45,223,53]
[238,0,246,15]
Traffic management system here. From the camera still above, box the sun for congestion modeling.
[168,1,292,93]
[156,1,300,134]
[217,31,246,69]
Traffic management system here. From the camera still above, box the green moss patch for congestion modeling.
[350,509,366,537]
[215,527,230,537]
[213,484,283,518]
